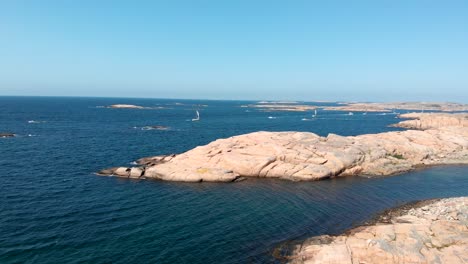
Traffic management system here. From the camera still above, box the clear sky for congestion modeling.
[1,1,467,102]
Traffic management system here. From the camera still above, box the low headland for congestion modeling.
[323,102,468,112]
[97,112,468,182]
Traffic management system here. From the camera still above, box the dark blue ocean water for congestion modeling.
[0,96,467,264]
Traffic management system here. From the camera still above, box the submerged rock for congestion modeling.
[287,197,468,264]
[96,166,146,180]
[141,125,169,130]
[98,113,468,182]
[0,133,15,138]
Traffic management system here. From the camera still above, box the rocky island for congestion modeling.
[97,113,468,182]
[107,104,146,109]
[287,197,468,264]
[0,132,15,138]
[242,103,317,112]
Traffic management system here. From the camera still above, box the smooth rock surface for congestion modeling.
[288,197,468,264]
[393,113,468,130]
[98,114,468,182]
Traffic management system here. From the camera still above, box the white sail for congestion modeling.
[192,110,200,121]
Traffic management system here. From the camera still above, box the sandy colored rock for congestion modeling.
[288,197,468,264]
[98,113,468,182]
[323,102,468,112]
[393,113,468,130]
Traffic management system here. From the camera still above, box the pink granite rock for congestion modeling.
[98,114,468,182]
[288,197,468,264]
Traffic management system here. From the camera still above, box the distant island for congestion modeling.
[107,104,146,109]
[324,102,468,112]
[106,104,165,109]
[243,101,467,112]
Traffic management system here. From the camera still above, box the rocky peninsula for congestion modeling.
[393,113,468,130]
[97,113,468,182]
[287,197,468,264]
[323,102,467,112]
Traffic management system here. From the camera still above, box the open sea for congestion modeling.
[1,96,467,263]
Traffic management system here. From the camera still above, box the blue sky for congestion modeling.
[1,1,467,102]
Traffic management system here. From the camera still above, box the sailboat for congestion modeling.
[192,110,200,121]
[312,109,317,118]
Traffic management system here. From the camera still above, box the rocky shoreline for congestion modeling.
[287,197,468,264]
[323,102,468,112]
[97,113,468,182]
[393,113,468,130]
[241,102,468,113]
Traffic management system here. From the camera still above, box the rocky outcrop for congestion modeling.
[288,197,468,264]
[141,125,170,130]
[242,104,317,112]
[393,113,468,130]
[107,104,146,109]
[0,133,15,138]
[97,113,468,182]
[323,102,468,112]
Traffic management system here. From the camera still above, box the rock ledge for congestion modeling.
[288,197,468,264]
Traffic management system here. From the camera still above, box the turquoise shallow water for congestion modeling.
[0,97,467,263]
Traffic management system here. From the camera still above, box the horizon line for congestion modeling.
[0,94,466,105]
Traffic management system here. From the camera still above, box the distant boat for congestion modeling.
[348,112,353,116]
[192,110,200,121]
[312,109,317,117]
